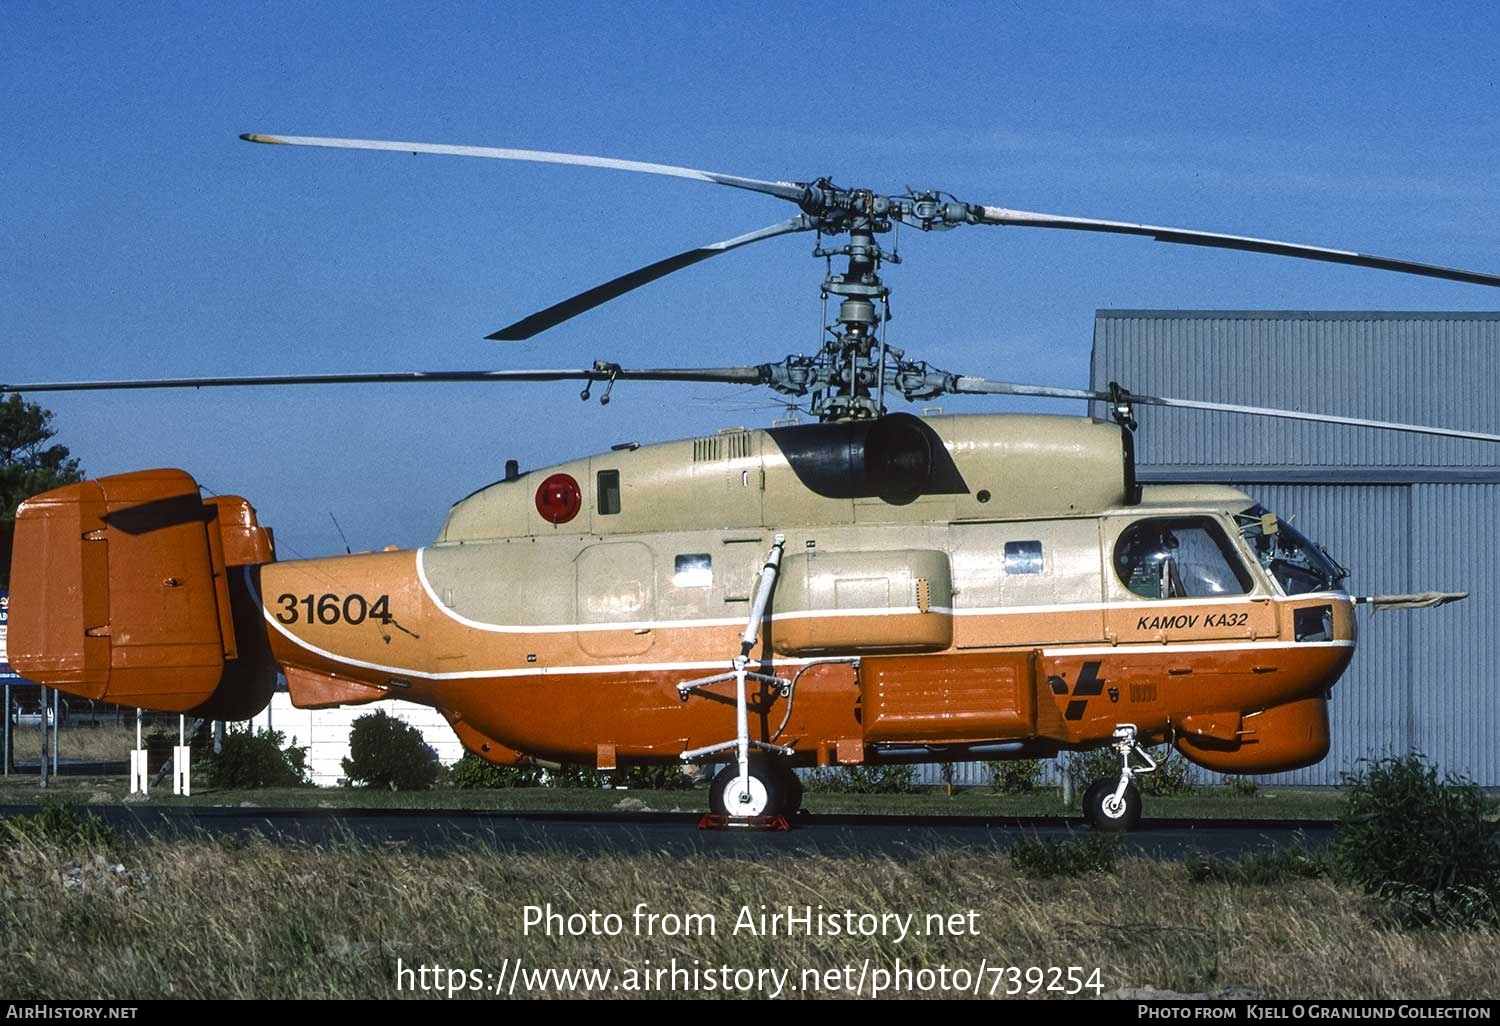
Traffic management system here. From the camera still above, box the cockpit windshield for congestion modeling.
[1236,505,1349,595]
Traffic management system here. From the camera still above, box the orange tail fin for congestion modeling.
[9,469,279,718]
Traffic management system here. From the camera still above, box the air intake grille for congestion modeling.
[694,432,752,462]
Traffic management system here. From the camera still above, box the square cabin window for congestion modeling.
[1004,540,1044,575]
[674,553,712,588]
[597,469,621,515]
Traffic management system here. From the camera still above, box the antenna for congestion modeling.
[329,512,352,555]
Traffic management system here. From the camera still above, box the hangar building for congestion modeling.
[1090,310,1500,786]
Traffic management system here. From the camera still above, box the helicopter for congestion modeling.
[7,134,1497,830]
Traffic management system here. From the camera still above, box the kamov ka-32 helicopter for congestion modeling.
[9,134,1498,829]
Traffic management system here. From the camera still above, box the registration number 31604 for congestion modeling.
[275,593,393,626]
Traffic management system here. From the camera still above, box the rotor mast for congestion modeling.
[813,217,891,421]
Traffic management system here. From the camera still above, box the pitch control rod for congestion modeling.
[676,535,792,810]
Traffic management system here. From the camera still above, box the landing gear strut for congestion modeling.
[1082,724,1157,832]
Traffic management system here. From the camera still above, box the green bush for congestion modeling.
[1187,843,1328,885]
[1,801,115,851]
[609,764,697,790]
[988,758,1042,794]
[1223,775,1260,798]
[803,765,919,794]
[1140,749,1196,797]
[1334,754,1499,928]
[1066,744,1196,796]
[542,764,610,789]
[341,711,440,791]
[447,753,543,789]
[446,755,625,790]
[205,728,310,789]
[1009,834,1118,879]
[1065,747,1121,792]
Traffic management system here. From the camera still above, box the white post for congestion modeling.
[130,707,148,795]
[38,686,48,789]
[174,713,190,796]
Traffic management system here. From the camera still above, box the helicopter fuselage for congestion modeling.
[252,412,1355,775]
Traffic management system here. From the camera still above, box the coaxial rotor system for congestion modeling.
[9,132,1500,444]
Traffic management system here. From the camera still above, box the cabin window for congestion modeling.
[1113,517,1252,599]
[597,469,621,515]
[673,553,712,588]
[1003,540,1044,574]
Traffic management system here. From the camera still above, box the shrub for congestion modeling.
[609,764,697,790]
[448,753,543,789]
[341,711,440,791]
[803,765,919,794]
[1186,843,1328,885]
[1009,834,1118,879]
[1065,747,1121,792]
[1223,775,1260,798]
[541,764,610,789]
[988,758,1042,794]
[1140,749,1196,797]
[1,801,115,851]
[1334,753,1500,928]
[1066,744,1195,796]
[204,728,310,789]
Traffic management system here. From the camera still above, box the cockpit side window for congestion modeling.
[1113,517,1253,600]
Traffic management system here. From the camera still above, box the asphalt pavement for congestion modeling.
[0,803,1335,858]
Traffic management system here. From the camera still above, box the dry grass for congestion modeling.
[7,725,136,761]
[0,824,1494,1000]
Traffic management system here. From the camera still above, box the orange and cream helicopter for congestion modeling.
[8,135,1497,829]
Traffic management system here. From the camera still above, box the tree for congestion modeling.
[1,393,84,587]
[0,394,83,522]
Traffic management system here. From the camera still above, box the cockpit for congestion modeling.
[1235,504,1349,596]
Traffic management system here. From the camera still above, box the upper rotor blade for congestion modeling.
[0,366,772,393]
[949,376,1500,443]
[489,216,817,341]
[240,133,808,203]
[971,205,1500,288]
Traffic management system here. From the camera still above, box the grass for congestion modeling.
[0,775,1345,820]
[7,724,137,762]
[0,815,1493,1000]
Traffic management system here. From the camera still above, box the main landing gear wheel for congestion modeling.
[1083,778,1142,832]
[709,762,786,818]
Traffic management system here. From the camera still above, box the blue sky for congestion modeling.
[6,2,1500,556]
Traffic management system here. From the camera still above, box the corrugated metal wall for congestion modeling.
[1092,312,1500,472]
[1092,311,1500,785]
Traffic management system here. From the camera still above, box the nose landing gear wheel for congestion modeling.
[709,762,787,818]
[1083,778,1142,832]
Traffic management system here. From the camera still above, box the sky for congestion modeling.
[5,2,1500,557]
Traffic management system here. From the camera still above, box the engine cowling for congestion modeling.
[8,469,279,718]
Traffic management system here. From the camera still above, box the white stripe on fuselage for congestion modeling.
[255,560,1354,682]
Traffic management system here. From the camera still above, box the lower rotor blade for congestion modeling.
[949,376,1500,443]
[1,366,771,393]
[488,216,816,341]
[971,206,1500,289]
